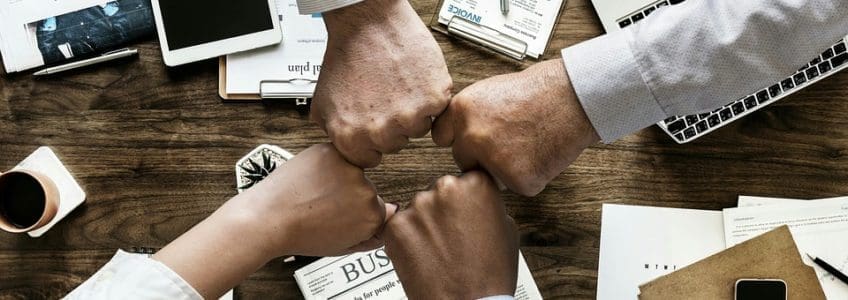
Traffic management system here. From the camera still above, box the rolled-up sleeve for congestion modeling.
[64,250,202,300]
[297,0,364,14]
[563,0,848,143]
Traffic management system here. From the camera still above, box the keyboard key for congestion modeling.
[743,96,758,109]
[836,42,847,54]
[644,7,656,16]
[685,115,699,126]
[698,113,710,119]
[719,108,733,121]
[683,127,696,139]
[832,53,848,67]
[768,84,782,98]
[731,102,745,115]
[756,90,770,102]
[819,61,832,73]
[806,67,820,80]
[695,121,709,133]
[674,133,684,141]
[663,116,677,123]
[781,78,795,90]
[631,13,644,23]
[707,114,721,127]
[793,73,807,85]
[669,0,686,4]
[656,2,669,8]
[823,48,835,60]
[667,120,686,133]
[811,57,822,65]
[619,19,632,28]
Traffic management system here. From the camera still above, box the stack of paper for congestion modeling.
[598,197,848,299]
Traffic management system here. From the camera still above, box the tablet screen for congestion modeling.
[159,0,274,50]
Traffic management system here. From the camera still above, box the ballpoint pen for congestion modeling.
[501,0,510,15]
[33,48,138,76]
[807,253,848,286]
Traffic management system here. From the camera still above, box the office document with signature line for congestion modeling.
[436,0,563,58]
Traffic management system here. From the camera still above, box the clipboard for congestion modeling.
[429,0,567,61]
[218,57,314,105]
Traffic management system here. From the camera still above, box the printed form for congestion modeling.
[437,0,563,58]
[724,197,848,299]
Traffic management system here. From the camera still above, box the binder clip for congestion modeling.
[442,16,529,61]
[259,78,318,106]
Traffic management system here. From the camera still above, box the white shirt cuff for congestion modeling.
[64,250,202,300]
[562,30,667,143]
[297,0,366,14]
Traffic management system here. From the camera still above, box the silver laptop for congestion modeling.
[591,0,848,143]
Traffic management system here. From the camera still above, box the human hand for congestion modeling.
[237,143,397,257]
[432,59,600,196]
[383,171,519,299]
[311,0,452,168]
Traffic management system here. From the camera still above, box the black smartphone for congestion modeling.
[735,279,787,300]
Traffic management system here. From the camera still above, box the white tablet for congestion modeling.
[151,0,282,66]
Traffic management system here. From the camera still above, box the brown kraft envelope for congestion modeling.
[639,225,825,299]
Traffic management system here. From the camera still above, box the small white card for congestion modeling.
[437,0,564,58]
[12,147,86,238]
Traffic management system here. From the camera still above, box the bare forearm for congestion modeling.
[152,191,279,299]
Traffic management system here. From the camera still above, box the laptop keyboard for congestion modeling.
[616,0,848,143]
[617,0,687,28]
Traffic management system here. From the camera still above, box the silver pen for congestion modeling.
[501,0,510,15]
[33,48,138,76]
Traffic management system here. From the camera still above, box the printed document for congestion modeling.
[437,0,563,58]
[724,197,848,299]
[0,0,154,73]
[294,247,542,300]
[597,204,725,300]
[225,0,326,95]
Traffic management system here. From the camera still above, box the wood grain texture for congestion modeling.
[1,0,848,298]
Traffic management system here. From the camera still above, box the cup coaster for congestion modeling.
[12,147,86,238]
[235,144,294,194]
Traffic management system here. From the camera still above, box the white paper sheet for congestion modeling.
[724,198,848,299]
[225,0,326,95]
[597,204,725,300]
[737,195,848,207]
[437,0,563,58]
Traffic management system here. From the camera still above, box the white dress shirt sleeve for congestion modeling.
[562,0,848,142]
[297,0,364,14]
[63,250,202,300]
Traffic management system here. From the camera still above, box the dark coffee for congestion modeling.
[0,172,46,228]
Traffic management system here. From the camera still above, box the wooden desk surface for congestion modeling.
[2,0,848,298]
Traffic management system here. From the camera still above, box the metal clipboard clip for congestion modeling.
[259,78,318,106]
[444,16,528,61]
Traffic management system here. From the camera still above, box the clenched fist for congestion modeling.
[383,171,519,299]
[312,0,453,168]
[432,59,600,196]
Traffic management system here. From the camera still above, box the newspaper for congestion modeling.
[0,0,154,73]
[294,247,542,300]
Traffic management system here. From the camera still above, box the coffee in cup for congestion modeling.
[0,170,59,233]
